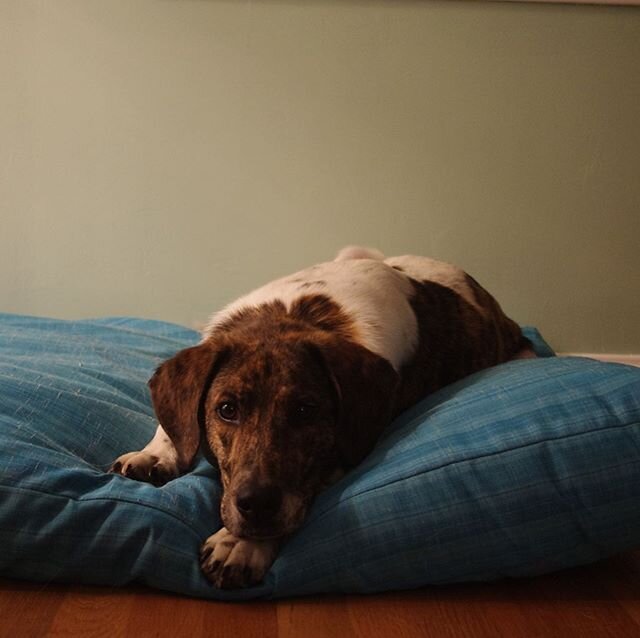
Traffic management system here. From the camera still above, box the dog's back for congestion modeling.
[205,246,529,415]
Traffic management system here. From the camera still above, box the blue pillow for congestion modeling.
[0,313,638,600]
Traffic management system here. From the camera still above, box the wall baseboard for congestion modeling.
[560,354,640,367]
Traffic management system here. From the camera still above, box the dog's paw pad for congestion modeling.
[200,528,276,589]
[109,451,178,486]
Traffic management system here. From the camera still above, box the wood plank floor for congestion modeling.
[1,550,639,638]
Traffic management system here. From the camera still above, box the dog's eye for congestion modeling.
[296,403,318,420]
[217,401,239,422]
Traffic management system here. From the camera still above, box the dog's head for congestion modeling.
[148,329,398,539]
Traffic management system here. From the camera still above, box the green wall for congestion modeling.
[2,0,639,352]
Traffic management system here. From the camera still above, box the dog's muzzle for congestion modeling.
[235,482,283,526]
[225,478,308,539]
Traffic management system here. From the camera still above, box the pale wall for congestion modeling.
[1,0,639,352]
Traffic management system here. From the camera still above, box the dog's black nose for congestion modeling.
[235,483,282,521]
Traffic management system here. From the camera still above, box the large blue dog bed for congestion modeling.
[0,314,638,600]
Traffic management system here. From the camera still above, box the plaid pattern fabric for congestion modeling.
[0,314,638,600]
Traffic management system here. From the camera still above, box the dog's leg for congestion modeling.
[200,527,279,589]
[110,424,182,486]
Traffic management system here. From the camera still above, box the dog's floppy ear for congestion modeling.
[148,341,227,471]
[308,335,399,468]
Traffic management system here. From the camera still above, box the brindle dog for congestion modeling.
[110,247,533,588]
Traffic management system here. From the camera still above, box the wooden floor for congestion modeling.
[1,550,639,638]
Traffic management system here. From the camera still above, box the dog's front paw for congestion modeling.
[109,451,178,486]
[200,527,278,589]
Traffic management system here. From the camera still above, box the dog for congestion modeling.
[110,246,534,589]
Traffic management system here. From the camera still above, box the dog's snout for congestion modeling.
[235,483,283,521]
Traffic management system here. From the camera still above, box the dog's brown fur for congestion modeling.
[395,277,525,414]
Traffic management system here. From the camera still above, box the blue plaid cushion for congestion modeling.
[0,314,638,600]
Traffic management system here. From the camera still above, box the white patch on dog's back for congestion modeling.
[204,258,418,371]
[384,255,483,314]
[335,245,385,262]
